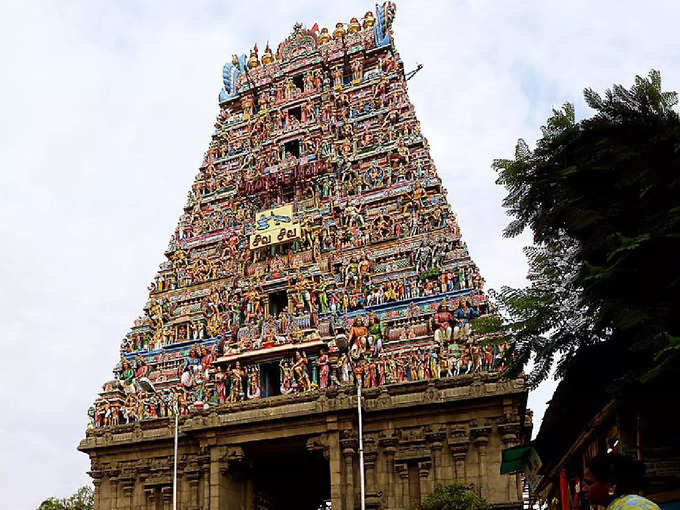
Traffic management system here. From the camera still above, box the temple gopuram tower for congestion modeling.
[79,4,530,509]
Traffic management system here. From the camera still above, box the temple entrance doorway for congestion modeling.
[246,436,331,510]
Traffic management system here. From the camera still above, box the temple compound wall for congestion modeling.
[80,375,529,510]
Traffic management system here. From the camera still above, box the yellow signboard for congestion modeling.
[249,205,301,249]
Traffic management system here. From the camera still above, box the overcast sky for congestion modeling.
[1,1,678,507]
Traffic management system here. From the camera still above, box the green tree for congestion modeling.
[488,70,680,388]
[37,486,94,510]
[422,483,490,510]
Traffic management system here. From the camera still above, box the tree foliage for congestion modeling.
[422,483,490,510]
[37,486,94,510]
[490,70,680,388]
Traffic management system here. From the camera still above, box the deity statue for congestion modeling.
[317,348,330,388]
[228,362,246,402]
[351,58,363,83]
[247,366,261,399]
[332,67,343,89]
[433,301,454,343]
[293,351,312,391]
[214,366,228,404]
[279,358,294,394]
[118,358,135,394]
[367,314,384,356]
[348,316,368,354]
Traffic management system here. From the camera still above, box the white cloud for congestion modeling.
[1,1,678,507]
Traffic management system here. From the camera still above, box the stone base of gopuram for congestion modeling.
[80,373,530,510]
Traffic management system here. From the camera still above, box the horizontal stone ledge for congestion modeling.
[79,375,526,451]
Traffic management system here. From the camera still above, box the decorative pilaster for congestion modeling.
[340,432,357,510]
[379,430,399,508]
[425,426,446,484]
[471,425,491,498]
[499,422,522,502]
[395,462,409,509]
[364,436,378,491]
[448,425,470,484]
[418,459,433,503]
[161,485,173,509]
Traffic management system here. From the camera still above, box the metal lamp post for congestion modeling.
[336,332,366,510]
[139,378,179,510]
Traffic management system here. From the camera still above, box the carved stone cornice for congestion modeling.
[498,421,520,446]
[143,486,156,502]
[160,486,173,502]
[364,450,378,469]
[378,430,399,453]
[395,426,430,463]
[448,425,470,459]
[340,430,358,455]
[395,462,409,479]
[470,423,491,449]
[425,424,447,450]
[418,460,432,478]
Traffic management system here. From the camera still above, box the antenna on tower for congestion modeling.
[405,63,423,81]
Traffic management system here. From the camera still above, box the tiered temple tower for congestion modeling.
[80,4,530,509]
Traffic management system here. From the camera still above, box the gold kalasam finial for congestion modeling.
[363,11,375,28]
[348,17,361,34]
[247,45,260,69]
[319,27,331,44]
[332,22,346,39]
[262,42,274,65]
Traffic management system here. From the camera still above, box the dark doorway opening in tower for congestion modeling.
[289,106,302,122]
[269,290,288,316]
[259,361,281,397]
[283,139,300,158]
[292,74,304,92]
[247,436,331,510]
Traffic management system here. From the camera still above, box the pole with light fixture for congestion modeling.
[138,377,179,510]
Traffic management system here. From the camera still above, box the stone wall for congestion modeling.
[80,374,529,510]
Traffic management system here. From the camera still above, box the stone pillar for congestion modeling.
[395,462,409,509]
[185,469,200,509]
[90,471,103,510]
[160,486,172,510]
[364,450,378,491]
[499,423,521,502]
[471,426,491,498]
[340,433,357,510]
[109,471,121,510]
[379,431,398,509]
[143,486,156,510]
[363,436,378,492]
[448,426,470,485]
[209,446,226,510]
[119,475,135,508]
[418,460,433,503]
[426,427,446,484]
[328,431,344,510]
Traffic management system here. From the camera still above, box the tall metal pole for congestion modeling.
[173,409,178,510]
[357,382,366,510]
